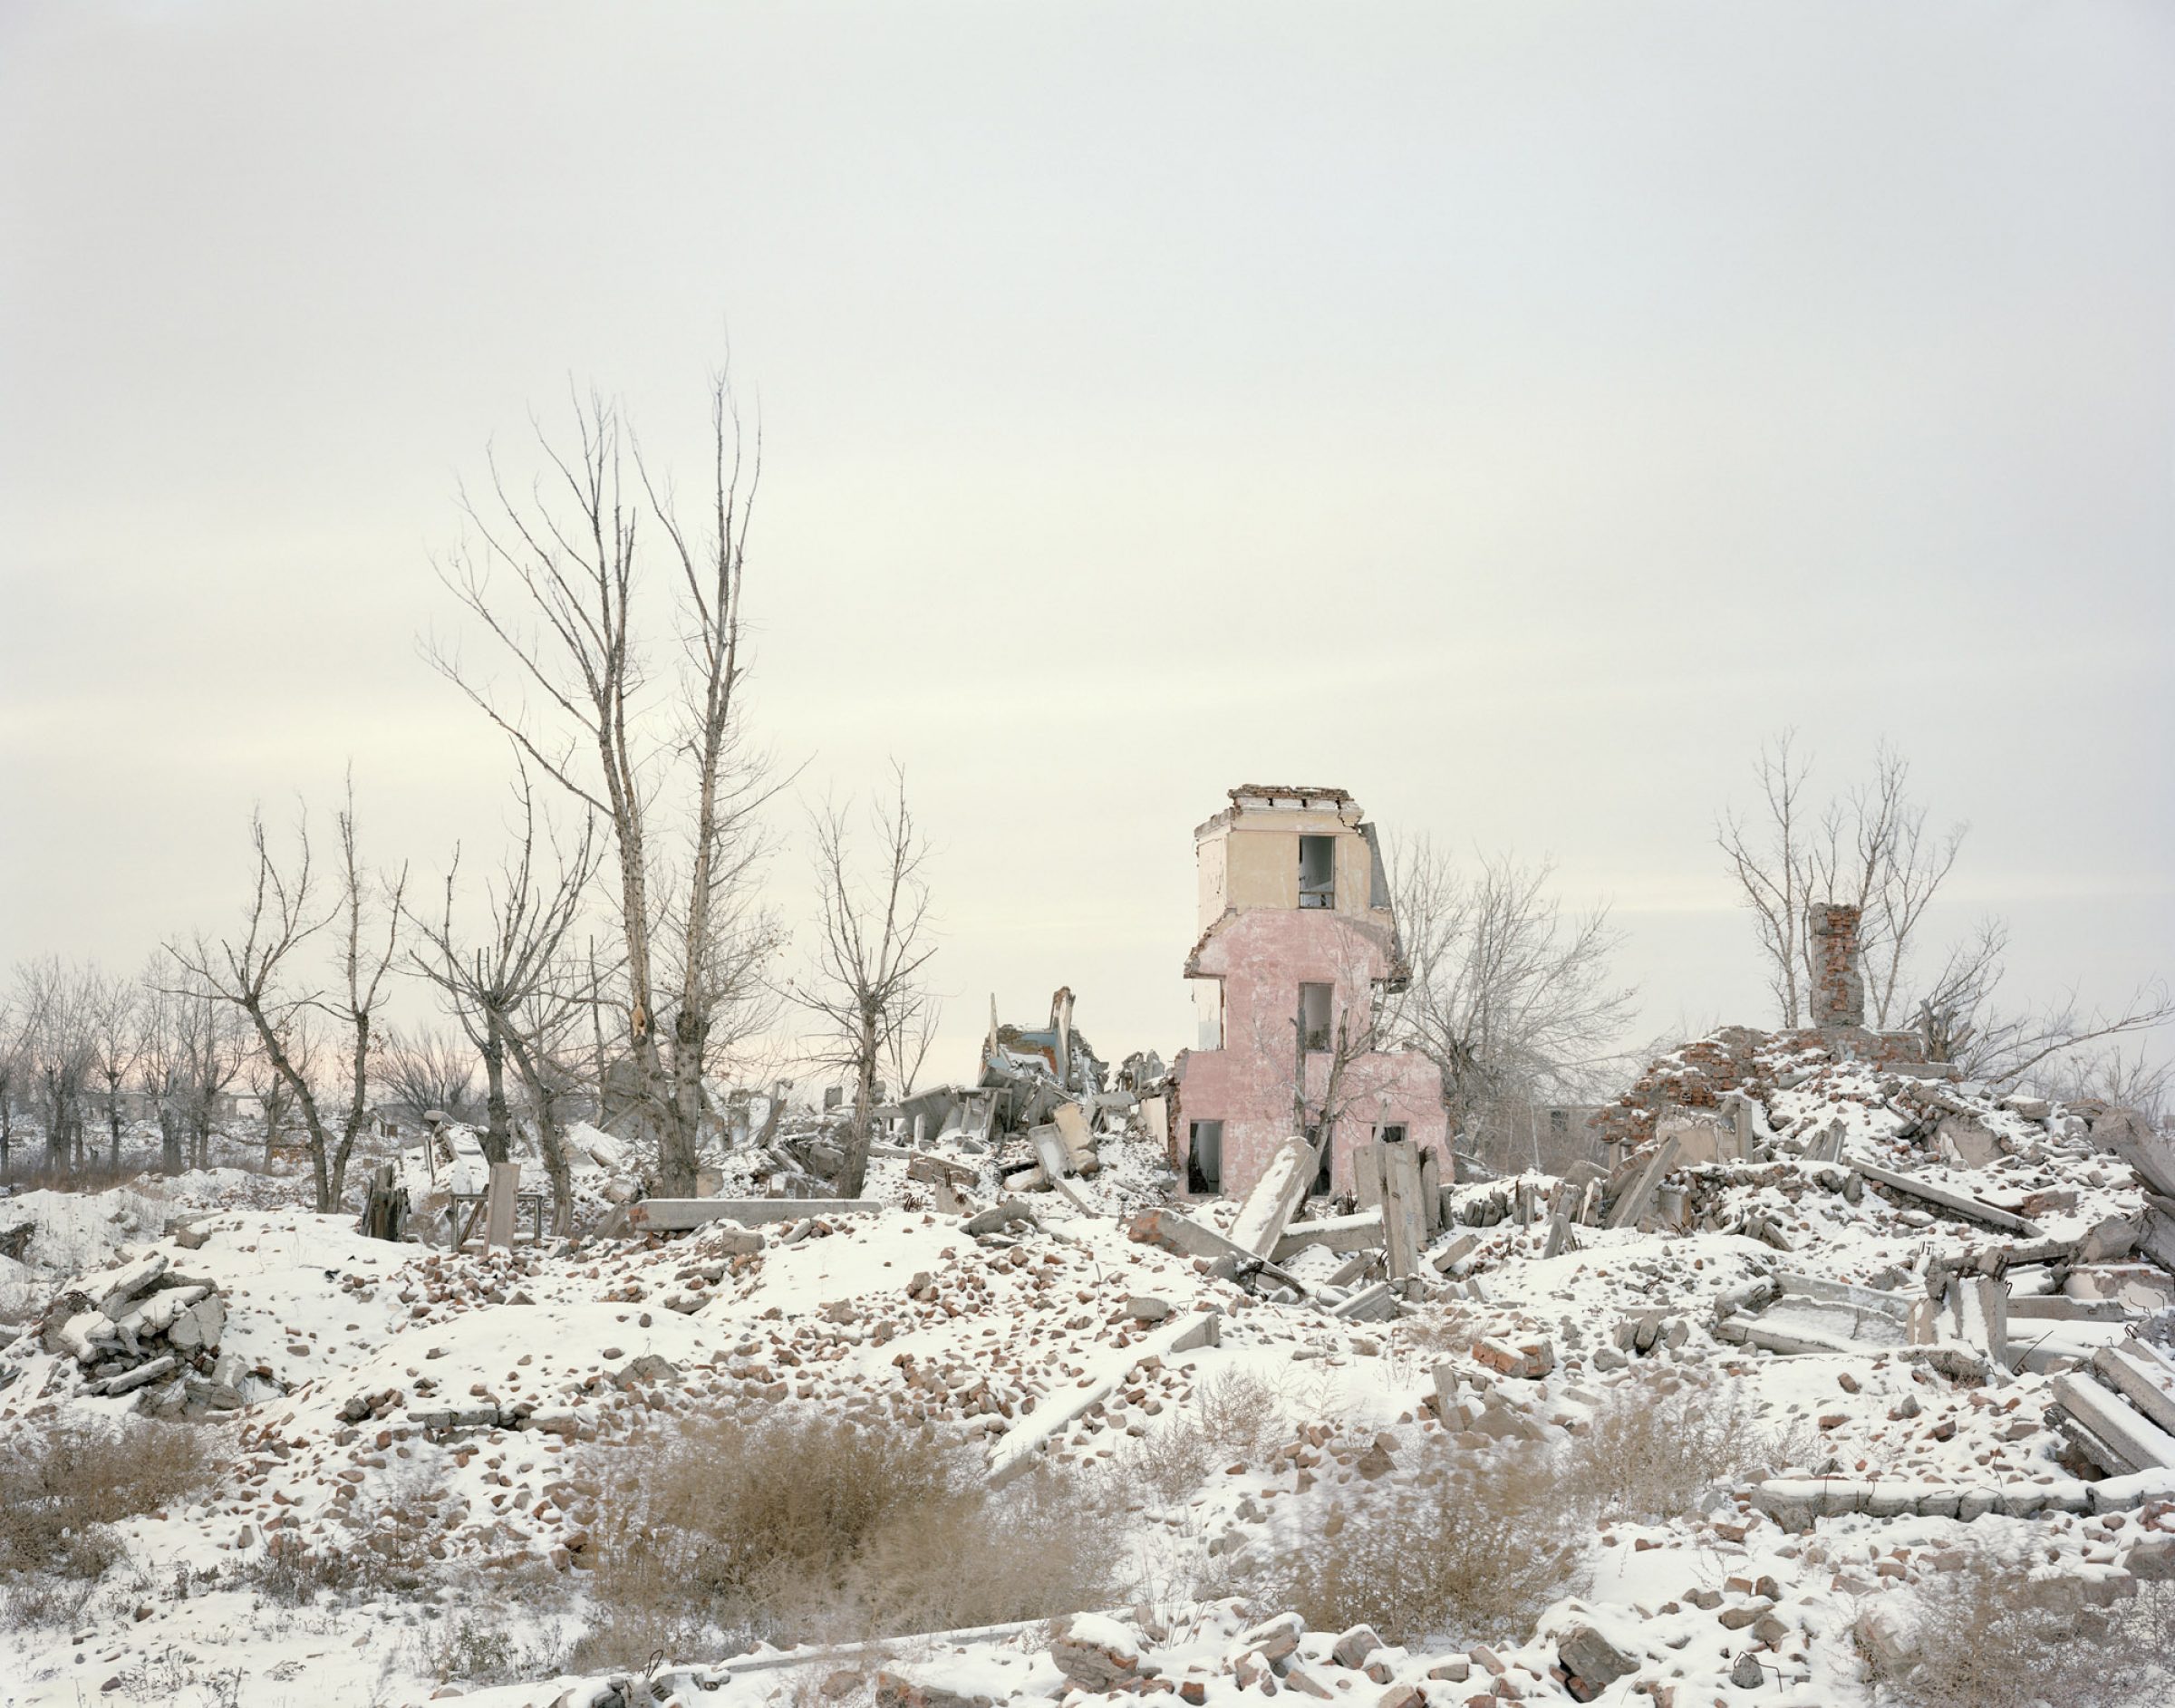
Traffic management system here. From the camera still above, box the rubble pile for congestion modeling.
[3,1013,2173,1705]
[9,1238,257,1416]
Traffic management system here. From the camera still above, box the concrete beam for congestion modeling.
[1854,1163,2046,1238]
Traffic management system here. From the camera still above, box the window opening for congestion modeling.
[1299,835,1336,908]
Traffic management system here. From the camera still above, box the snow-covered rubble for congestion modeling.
[0,1037,2170,1707]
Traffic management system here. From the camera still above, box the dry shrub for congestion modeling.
[1116,1420,1215,1508]
[1235,1437,1581,1646]
[1557,1371,1793,1524]
[0,1416,215,1624]
[573,1412,1114,1669]
[1862,1549,2175,1708]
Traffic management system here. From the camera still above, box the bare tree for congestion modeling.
[170,787,406,1211]
[2039,1041,2172,1130]
[1383,840,1638,1165]
[792,767,937,1200]
[0,995,22,1178]
[1718,737,1965,1028]
[427,373,784,1193]
[406,775,602,1226]
[15,957,95,1169]
[380,1026,483,1126]
[171,974,246,1172]
[1913,918,2173,1087]
[883,995,944,1105]
[85,967,144,1170]
[245,1028,304,1172]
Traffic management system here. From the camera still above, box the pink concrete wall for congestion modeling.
[1174,907,1447,1197]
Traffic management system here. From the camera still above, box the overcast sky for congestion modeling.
[3,1,2170,1079]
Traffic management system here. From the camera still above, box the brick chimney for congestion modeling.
[1808,902,1865,1030]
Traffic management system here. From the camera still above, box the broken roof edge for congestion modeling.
[1194,786,1368,842]
[1230,783,1352,805]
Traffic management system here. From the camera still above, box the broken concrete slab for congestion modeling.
[962,1199,1038,1236]
[987,1308,1221,1484]
[1852,1162,2047,1238]
[1603,1135,1680,1230]
[1126,1208,1310,1294]
[2092,1341,2175,1439]
[1229,1136,1316,1259]
[1271,1210,1382,1261]
[1050,1102,1097,1171]
[2085,1106,2175,1201]
[2052,1371,2175,1476]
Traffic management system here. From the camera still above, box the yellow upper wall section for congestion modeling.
[1194,798,1380,932]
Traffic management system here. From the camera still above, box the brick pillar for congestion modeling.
[1808,903,1865,1029]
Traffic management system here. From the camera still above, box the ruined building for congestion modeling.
[1167,786,1450,1198]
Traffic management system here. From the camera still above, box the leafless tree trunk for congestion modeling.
[1381,840,1638,1164]
[1716,734,1816,1027]
[406,772,601,1227]
[792,767,936,1200]
[86,967,144,1170]
[174,977,245,1173]
[170,786,405,1212]
[0,997,21,1179]
[16,957,95,1171]
[427,374,784,1193]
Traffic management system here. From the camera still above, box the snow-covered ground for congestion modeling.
[2,1060,2171,1708]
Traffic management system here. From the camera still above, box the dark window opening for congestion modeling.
[1309,1124,1331,1195]
[1299,835,1336,908]
[1300,982,1333,1052]
[1187,1120,1223,1193]
[1550,1109,1570,1137]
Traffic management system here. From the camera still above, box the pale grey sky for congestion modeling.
[3,1,2170,1075]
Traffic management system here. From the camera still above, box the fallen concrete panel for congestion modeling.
[2093,1342,2175,1439]
[1327,1281,1397,1322]
[1230,1137,1316,1259]
[1748,1475,2102,1530]
[2008,1296,2129,1321]
[2052,1372,2175,1475]
[1604,1136,1681,1230]
[988,1308,1221,1484]
[1853,1163,2047,1238]
[1774,1271,1917,1321]
[1271,1210,1382,1261]
[1127,1209,1310,1293]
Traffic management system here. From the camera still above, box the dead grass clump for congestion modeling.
[1234,1438,1581,1646]
[1192,1366,1305,1467]
[1116,1421,1215,1508]
[1556,1372,1783,1524]
[1861,1549,2175,1708]
[0,1416,216,1624]
[573,1412,1114,1669]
